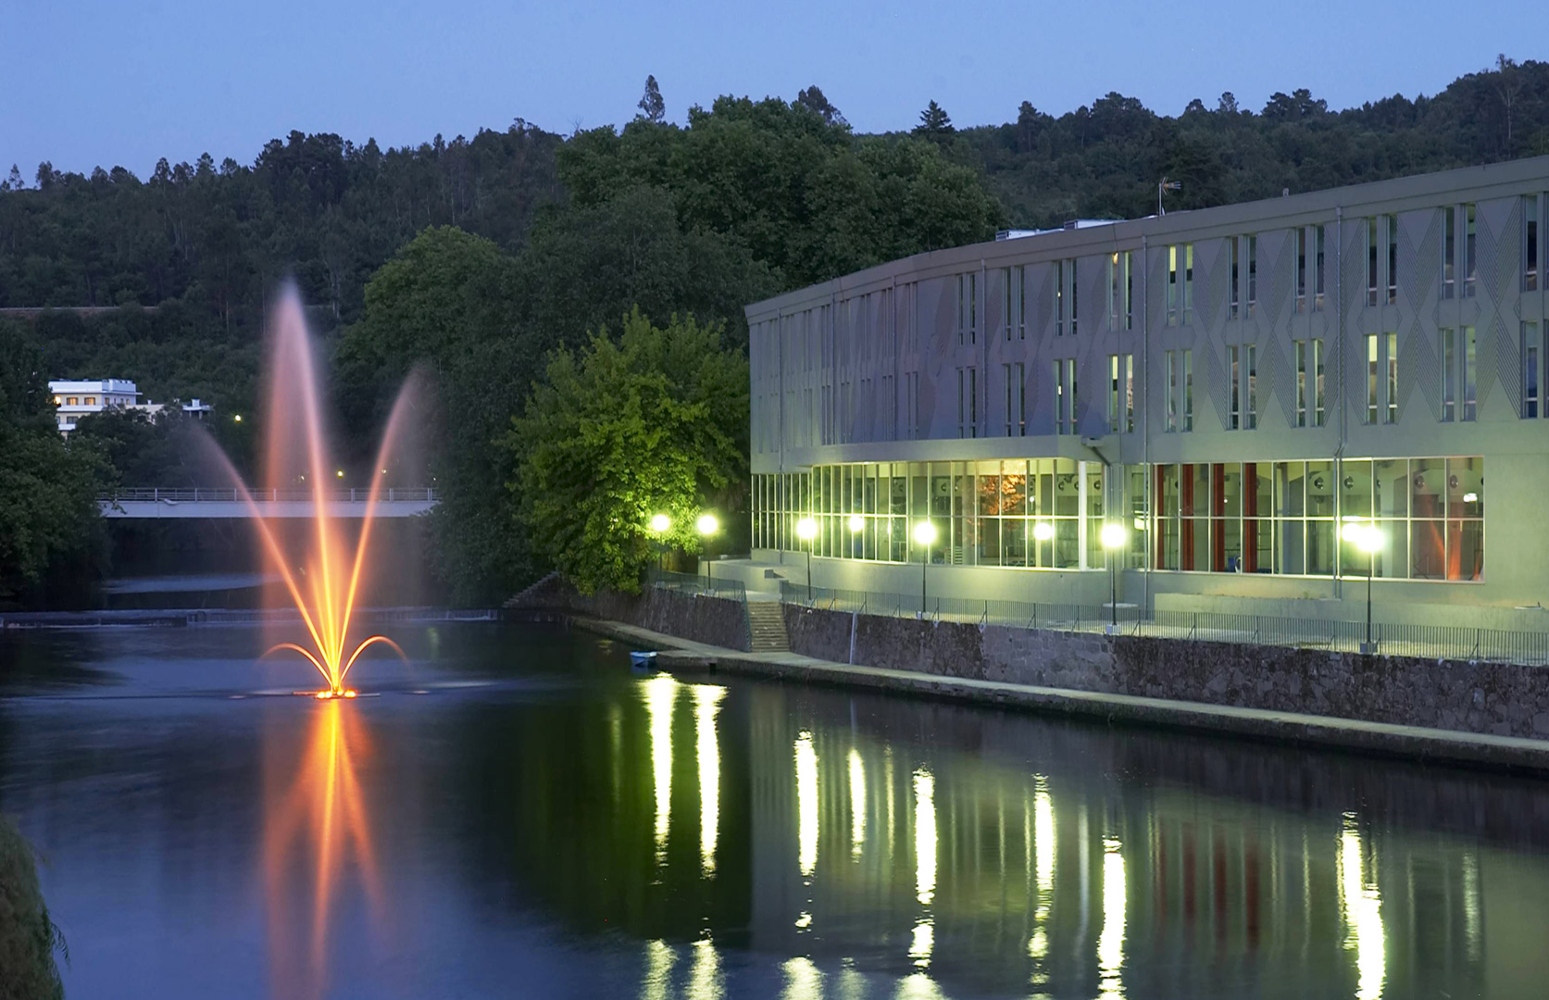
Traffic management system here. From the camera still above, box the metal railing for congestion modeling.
[647,568,748,602]
[776,583,1549,665]
[99,488,440,503]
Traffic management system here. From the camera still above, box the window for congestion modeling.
[1367,217,1379,306]
[1386,332,1398,424]
[1004,266,1025,340]
[957,366,978,438]
[1054,358,1076,435]
[1463,325,1477,420]
[1314,226,1326,310]
[1108,254,1124,331]
[1313,338,1325,426]
[1523,321,1541,419]
[1003,362,1025,436]
[1464,204,1477,298]
[1182,349,1193,431]
[1296,229,1307,312]
[1055,260,1077,336]
[1245,345,1257,429]
[1165,351,1178,431]
[1166,246,1191,324]
[1107,354,1132,433]
[1295,340,1307,427]
[1527,194,1540,292]
[1367,334,1379,424]
[67,396,78,405]
[1441,328,1456,421]
[1229,345,1241,429]
[1386,215,1398,304]
[1247,236,1258,314]
[1123,251,1134,330]
[957,273,978,344]
[1443,208,1456,299]
[85,396,96,406]
[1230,238,1240,319]
[906,371,920,438]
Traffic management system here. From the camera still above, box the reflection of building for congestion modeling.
[48,378,211,435]
[742,157,1549,627]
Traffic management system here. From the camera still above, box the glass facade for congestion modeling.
[753,456,1484,582]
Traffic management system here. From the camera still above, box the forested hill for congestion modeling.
[2,57,1546,331]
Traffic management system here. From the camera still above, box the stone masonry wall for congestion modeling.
[782,604,1549,741]
[511,575,750,652]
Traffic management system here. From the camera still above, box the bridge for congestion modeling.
[99,488,440,519]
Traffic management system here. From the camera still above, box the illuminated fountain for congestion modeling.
[216,283,416,697]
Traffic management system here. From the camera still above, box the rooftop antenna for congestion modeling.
[1158,178,1181,216]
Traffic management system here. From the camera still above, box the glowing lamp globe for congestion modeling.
[696,513,719,536]
[912,520,938,547]
[796,517,818,542]
[1032,521,1056,542]
[649,513,672,534]
[1100,522,1128,549]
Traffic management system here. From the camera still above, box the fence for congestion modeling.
[774,583,1549,666]
[187,606,499,625]
[647,568,749,603]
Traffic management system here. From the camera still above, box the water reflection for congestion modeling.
[1097,837,1126,999]
[696,686,726,878]
[796,731,819,880]
[261,701,382,1000]
[848,748,866,858]
[1339,813,1386,1000]
[646,674,678,867]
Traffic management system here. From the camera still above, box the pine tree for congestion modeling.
[913,100,954,141]
[637,75,665,123]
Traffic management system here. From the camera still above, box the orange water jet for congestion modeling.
[220,283,418,696]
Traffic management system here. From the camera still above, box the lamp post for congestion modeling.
[1031,520,1055,568]
[796,517,817,602]
[1099,522,1128,632]
[696,513,719,591]
[848,514,865,558]
[1345,521,1384,653]
[650,513,672,572]
[912,520,938,617]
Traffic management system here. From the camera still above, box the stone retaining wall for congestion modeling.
[510,576,750,652]
[782,604,1549,741]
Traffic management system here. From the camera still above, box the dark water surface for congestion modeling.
[2,622,1548,999]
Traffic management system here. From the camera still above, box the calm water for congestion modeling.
[2,622,1549,999]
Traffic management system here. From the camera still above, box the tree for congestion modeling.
[505,309,748,594]
[796,85,847,127]
[0,324,107,602]
[637,75,666,123]
[914,100,955,141]
[0,815,65,1000]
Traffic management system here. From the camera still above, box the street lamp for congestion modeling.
[1100,522,1128,631]
[696,513,719,590]
[1345,521,1384,653]
[796,517,818,601]
[848,514,865,558]
[650,513,672,572]
[913,520,938,616]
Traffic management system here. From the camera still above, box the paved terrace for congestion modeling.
[98,488,440,519]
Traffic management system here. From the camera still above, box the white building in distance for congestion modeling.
[47,379,210,435]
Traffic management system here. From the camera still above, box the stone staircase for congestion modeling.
[746,600,791,653]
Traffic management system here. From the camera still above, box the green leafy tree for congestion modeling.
[506,309,747,594]
[638,75,666,124]
[0,815,65,1000]
[0,324,107,602]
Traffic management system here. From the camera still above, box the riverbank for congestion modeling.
[571,612,1549,773]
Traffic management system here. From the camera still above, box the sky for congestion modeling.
[1,0,1539,178]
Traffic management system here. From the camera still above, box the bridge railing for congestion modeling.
[99,488,440,503]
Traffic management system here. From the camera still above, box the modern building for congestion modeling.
[47,379,209,434]
[741,155,1549,629]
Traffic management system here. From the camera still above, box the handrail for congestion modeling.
[770,583,1549,665]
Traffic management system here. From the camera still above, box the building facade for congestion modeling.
[48,379,211,435]
[744,156,1549,627]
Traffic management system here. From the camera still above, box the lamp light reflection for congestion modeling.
[1029,775,1054,966]
[1337,813,1386,1000]
[640,940,675,1000]
[796,731,819,878]
[1097,837,1127,999]
[695,685,726,877]
[781,956,822,1000]
[645,674,679,866]
[849,748,866,858]
[914,767,936,906]
[685,937,722,1000]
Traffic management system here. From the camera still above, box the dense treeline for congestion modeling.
[1,58,1547,603]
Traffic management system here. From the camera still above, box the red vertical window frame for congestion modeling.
[1242,462,1259,573]
[1180,463,1196,571]
[1211,463,1226,571]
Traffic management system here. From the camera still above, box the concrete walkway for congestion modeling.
[573,615,1549,772]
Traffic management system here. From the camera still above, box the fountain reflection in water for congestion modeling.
[262,701,384,1000]
[216,283,419,696]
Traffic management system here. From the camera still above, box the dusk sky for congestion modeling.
[3,0,1540,177]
